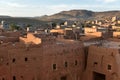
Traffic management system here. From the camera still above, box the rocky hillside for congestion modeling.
[0,10,120,26]
[0,17,49,29]
[36,10,120,21]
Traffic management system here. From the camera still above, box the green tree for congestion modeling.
[26,24,32,27]
[10,23,20,31]
[51,22,57,29]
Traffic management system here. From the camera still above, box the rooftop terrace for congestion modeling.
[84,40,120,49]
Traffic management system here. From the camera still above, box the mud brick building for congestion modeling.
[0,33,85,80]
[83,42,120,80]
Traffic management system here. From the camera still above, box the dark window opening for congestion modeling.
[13,76,16,80]
[93,62,98,66]
[93,72,106,80]
[61,76,67,80]
[75,60,78,66]
[25,57,28,62]
[6,63,9,65]
[108,65,111,70]
[12,58,16,63]
[111,52,114,56]
[20,76,23,78]
[32,77,35,80]
[53,64,56,70]
[65,62,68,67]
[2,78,5,80]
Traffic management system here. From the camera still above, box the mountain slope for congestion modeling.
[36,10,120,21]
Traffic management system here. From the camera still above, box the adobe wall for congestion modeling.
[0,44,45,80]
[0,37,19,43]
[0,41,85,80]
[41,43,85,80]
[85,32,102,37]
[102,32,113,39]
[19,33,41,44]
[50,29,65,34]
[0,48,11,80]
[0,32,20,37]
[112,26,120,29]
[83,46,120,80]
[8,48,43,80]
[113,32,120,37]
[84,28,97,34]
[0,31,20,43]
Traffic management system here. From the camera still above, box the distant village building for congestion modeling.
[112,16,117,22]
[84,27,97,34]
[98,21,102,25]
[0,20,9,30]
[64,27,81,40]
[64,21,68,26]
[50,29,64,35]
[113,32,120,38]
[56,25,61,29]
[117,20,120,24]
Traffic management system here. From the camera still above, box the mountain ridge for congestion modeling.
[36,10,120,21]
[0,10,120,22]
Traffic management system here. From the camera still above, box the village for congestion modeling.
[0,16,120,80]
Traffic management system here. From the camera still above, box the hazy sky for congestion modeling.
[0,0,119,17]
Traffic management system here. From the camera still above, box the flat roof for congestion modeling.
[102,41,120,49]
[84,40,120,49]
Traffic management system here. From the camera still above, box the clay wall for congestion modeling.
[83,46,120,80]
[85,32,102,37]
[0,41,84,80]
[113,32,120,37]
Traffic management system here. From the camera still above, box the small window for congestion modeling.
[2,78,5,80]
[64,62,68,67]
[25,57,28,62]
[20,76,23,79]
[53,64,56,70]
[108,64,111,70]
[94,62,98,66]
[6,63,9,65]
[75,60,78,66]
[12,58,16,63]
[13,76,16,80]
[61,76,67,80]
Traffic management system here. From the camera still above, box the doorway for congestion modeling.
[93,72,106,80]
[60,76,67,80]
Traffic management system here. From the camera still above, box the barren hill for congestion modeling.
[36,10,120,21]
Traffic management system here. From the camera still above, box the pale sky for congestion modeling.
[0,0,119,17]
